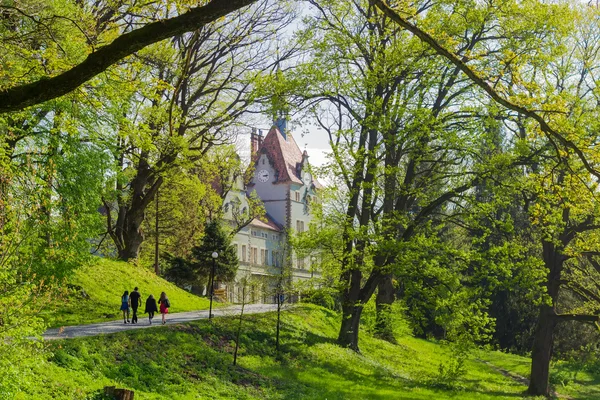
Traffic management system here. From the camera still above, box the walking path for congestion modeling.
[478,359,572,400]
[43,304,280,340]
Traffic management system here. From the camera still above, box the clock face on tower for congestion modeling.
[257,169,270,183]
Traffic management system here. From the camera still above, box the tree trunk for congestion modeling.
[527,240,563,396]
[337,269,382,351]
[276,289,281,352]
[118,214,146,261]
[113,152,163,261]
[233,284,246,366]
[337,303,364,351]
[527,304,556,396]
[374,274,396,343]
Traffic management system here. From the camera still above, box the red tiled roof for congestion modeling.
[256,125,304,184]
[249,212,282,232]
[250,125,324,189]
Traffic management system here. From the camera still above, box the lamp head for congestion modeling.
[211,251,219,259]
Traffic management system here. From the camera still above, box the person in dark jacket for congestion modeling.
[144,294,158,325]
[130,287,141,324]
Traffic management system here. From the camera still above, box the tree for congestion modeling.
[190,221,239,285]
[294,0,502,350]
[0,0,259,112]
[100,1,290,260]
[375,1,600,395]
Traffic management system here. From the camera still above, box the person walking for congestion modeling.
[130,287,141,324]
[120,291,130,324]
[158,292,170,325]
[144,294,158,325]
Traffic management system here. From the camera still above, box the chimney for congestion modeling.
[257,129,263,149]
[250,128,259,156]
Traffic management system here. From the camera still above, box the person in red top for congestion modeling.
[158,292,170,325]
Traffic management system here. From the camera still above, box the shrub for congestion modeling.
[300,287,340,311]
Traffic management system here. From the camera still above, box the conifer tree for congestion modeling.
[190,221,239,284]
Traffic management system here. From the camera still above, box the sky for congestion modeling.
[236,118,332,168]
[235,2,333,169]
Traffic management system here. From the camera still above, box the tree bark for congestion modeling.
[375,274,396,342]
[112,153,163,261]
[528,304,557,397]
[527,240,563,396]
[337,270,381,351]
[338,304,364,351]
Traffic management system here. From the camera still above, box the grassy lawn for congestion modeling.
[42,257,212,328]
[479,350,600,400]
[21,304,599,399]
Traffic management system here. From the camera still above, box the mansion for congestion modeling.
[222,118,322,303]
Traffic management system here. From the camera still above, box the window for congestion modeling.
[294,191,300,202]
[250,247,257,264]
[297,257,305,269]
[272,251,279,267]
[261,249,267,265]
[241,245,247,262]
[234,244,238,258]
[262,158,265,165]
[296,220,304,233]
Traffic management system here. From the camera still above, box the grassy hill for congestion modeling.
[24,304,600,399]
[43,257,211,327]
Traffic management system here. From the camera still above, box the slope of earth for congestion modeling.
[21,304,598,399]
[42,257,212,328]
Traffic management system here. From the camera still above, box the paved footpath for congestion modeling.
[43,304,279,340]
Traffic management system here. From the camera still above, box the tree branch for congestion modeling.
[372,0,600,181]
[554,313,599,323]
[0,0,257,112]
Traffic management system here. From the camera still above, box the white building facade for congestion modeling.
[222,120,321,303]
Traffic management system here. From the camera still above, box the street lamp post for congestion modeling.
[209,251,218,320]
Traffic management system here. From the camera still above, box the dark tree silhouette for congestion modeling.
[190,221,238,283]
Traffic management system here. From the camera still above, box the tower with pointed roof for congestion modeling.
[222,118,321,303]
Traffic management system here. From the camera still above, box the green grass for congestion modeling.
[43,257,212,328]
[21,304,599,399]
[479,350,600,399]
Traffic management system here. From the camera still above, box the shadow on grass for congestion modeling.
[47,306,566,399]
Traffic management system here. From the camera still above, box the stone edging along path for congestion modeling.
[43,304,280,340]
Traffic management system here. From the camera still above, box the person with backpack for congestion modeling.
[130,287,141,324]
[158,292,170,325]
[120,291,130,324]
[144,294,158,325]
